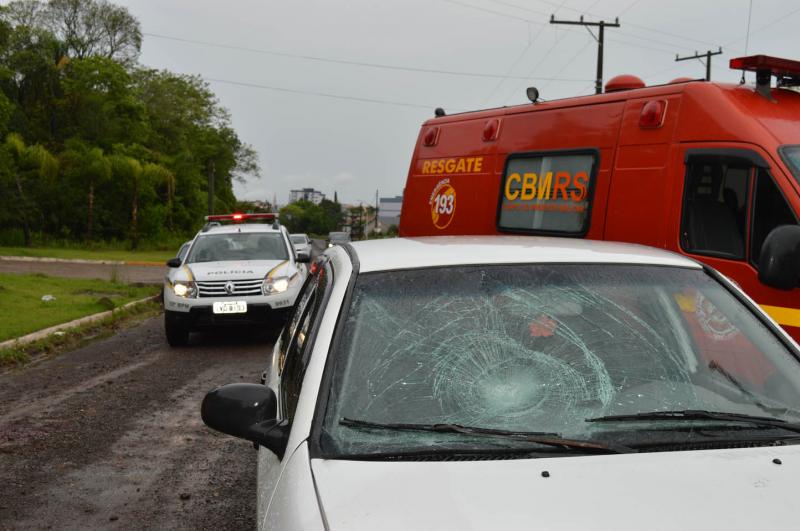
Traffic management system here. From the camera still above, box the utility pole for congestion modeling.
[207,160,215,215]
[550,15,620,95]
[375,189,379,234]
[675,47,723,81]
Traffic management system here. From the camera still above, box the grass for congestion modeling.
[0,273,160,342]
[0,299,162,367]
[0,246,174,263]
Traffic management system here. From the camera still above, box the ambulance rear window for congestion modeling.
[497,151,596,235]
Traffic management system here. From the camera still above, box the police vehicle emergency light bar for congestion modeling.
[204,213,278,222]
[202,213,279,231]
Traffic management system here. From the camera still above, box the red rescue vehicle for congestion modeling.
[399,55,800,342]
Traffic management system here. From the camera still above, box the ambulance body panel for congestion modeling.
[400,70,800,341]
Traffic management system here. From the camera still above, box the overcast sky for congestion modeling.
[120,0,799,206]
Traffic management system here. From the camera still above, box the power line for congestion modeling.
[202,77,459,111]
[481,26,545,105]
[442,0,687,54]
[723,5,800,51]
[503,26,568,103]
[487,0,719,49]
[440,0,545,24]
[143,32,591,82]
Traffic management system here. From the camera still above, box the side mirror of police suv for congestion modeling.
[296,251,311,263]
[759,225,800,290]
[166,258,182,268]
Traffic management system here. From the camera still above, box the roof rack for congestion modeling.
[202,213,280,232]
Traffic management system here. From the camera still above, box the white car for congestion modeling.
[163,213,309,346]
[289,233,312,256]
[202,236,800,530]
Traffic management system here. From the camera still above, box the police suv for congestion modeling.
[163,213,309,346]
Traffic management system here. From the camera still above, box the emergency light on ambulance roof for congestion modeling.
[729,55,800,78]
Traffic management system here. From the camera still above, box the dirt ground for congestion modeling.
[0,316,276,530]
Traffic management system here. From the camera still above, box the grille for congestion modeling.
[196,279,263,298]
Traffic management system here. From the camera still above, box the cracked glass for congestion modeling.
[320,264,800,456]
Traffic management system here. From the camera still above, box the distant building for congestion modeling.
[289,188,325,205]
[379,195,402,227]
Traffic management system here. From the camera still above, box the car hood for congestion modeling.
[184,260,288,281]
[310,445,800,530]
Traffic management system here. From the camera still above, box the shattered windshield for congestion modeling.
[319,264,800,456]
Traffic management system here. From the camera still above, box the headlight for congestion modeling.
[172,281,197,298]
[328,243,333,248]
[262,272,300,295]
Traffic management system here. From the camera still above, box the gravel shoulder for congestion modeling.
[0,315,275,530]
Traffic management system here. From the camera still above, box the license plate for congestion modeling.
[213,301,247,314]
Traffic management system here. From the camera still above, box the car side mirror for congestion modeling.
[166,258,182,268]
[758,225,800,290]
[201,383,290,458]
[296,251,311,263]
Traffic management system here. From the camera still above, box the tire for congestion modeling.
[165,311,190,347]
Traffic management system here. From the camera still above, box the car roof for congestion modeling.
[345,236,702,273]
[198,223,283,236]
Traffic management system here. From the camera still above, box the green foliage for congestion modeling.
[279,199,344,235]
[0,0,261,247]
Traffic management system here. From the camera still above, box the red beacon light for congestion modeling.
[730,55,800,98]
[639,100,667,129]
[204,213,278,227]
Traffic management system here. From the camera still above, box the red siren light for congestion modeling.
[605,74,645,93]
[482,119,500,142]
[639,100,667,129]
[205,213,276,222]
[729,55,800,76]
[423,126,440,147]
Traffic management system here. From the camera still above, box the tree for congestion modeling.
[59,137,110,239]
[0,133,58,245]
[41,0,141,64]
[58,55,146,147]
[318,198,343,232]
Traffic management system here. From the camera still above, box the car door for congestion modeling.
[675,145,800,340]
[256,258,332,522]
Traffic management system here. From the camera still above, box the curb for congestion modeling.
[0,295,161,351]
[0,255,164,267]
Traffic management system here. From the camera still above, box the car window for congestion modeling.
[779,145,800,187]
[681,155,751,260]
[278,261,331,420]
[290,235,307,245]
[177,242,190,262]
[497,150,596,235]
[750,168,798,266]
[320,264,800,456]
[186,232,289,263]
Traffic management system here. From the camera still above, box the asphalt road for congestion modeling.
[0,316,275,530]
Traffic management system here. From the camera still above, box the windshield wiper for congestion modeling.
[340,417,633,453]
[586,410,800,433]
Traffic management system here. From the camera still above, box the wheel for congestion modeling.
[165,311,190,347]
